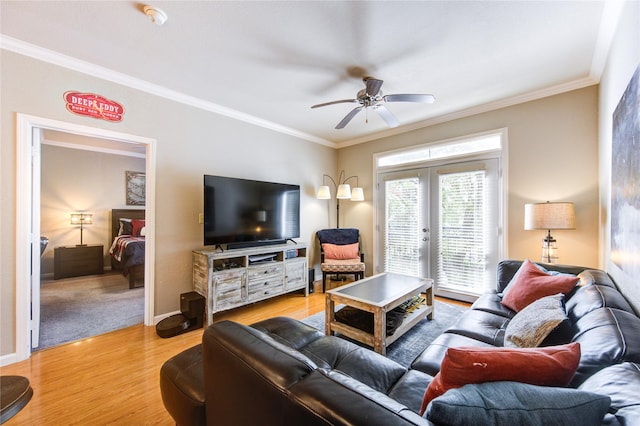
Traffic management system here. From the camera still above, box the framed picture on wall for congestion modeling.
[611,64,640,281]
[126,171,146,206]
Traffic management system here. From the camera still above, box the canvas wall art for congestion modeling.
[611,64,640,281]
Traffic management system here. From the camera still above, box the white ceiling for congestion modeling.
[0,1,615,147]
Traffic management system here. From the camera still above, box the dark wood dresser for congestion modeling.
[54,244,104,279]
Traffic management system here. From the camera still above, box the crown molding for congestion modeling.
[0,35,336,148]
[337,76,598,149]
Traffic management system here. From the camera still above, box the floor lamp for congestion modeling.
[317,170,364,228]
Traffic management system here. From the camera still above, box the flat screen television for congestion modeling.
[204,175,300,248]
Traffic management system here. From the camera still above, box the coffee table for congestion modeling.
[325,272,433,355]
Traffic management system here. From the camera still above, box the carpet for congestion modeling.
[301,300,467,367]
[38,273,144,350]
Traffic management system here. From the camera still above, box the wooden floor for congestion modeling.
[1,281,468,425]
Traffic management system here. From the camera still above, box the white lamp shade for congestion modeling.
[70,213,93,225]
[350,187,364,201]
[524,202,575,230]
[316,185,331,199]
[336,184,352,199]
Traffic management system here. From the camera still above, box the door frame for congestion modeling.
[372,128,508,290]
[15,113,156,362]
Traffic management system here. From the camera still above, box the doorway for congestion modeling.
[377,159,500,302]
[15,113,156,362]
[374,129,506,303]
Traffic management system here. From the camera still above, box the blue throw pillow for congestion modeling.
[426,381,610,426]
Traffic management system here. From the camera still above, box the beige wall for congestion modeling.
[1,50,336,357]
[40,144,146,275]
[338,86,600,275]
[598,1,640,313]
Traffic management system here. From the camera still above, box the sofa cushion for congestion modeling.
[578,362,640,426]
[411,333,495,377]
[251,316,326,350]
[470,291,516,318]
[420,342,581,414]
[425,381,611,426]
[301,335,407,394]
[387,369,434,414]
[504,293,567,348]
[159,344,206,426]
[565,283,635,324]
[444,309,509,346]
[501,259,579,312]
[570,307,640,386]
[288,369,426,426]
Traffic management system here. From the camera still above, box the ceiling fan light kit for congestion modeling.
[311,77,435,129]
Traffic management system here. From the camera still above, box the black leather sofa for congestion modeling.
[160,260,640,425]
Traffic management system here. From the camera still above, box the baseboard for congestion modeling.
[154,310,181,325]
[0,352,20,367]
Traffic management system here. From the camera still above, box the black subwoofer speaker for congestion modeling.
[180,291,205,328]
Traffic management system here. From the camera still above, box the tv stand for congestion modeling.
[193,242,308,325]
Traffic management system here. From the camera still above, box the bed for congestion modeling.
[110,209,145,289]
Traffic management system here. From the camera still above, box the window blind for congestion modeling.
[384,177,420,276]
[436,169,489,293]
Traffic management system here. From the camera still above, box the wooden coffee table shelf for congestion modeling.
[325,272,433,355]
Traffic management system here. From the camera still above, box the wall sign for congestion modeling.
[64,91,125,122]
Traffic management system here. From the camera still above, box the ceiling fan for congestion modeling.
[311,77,435,129]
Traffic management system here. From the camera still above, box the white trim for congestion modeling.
[1,35,334,148]
[590,0,625,81]
[15,114,32,362]
[42,138,146,159]
[13,113,156,364]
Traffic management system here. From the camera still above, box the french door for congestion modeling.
[377,158,499,302]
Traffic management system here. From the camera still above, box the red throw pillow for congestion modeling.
[131,219,146,237]
[501,259,579,312]
[322,243,359,260]
[419,342,581,415]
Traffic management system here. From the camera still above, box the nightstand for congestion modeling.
[54,244,104,279]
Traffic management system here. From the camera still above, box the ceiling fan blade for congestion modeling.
[383,94,435,103]
[311,99,359,109]
[364,77,384,96]
[335,107,363,129]
[375,105,400,128]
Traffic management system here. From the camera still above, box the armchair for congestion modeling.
[316,228,365,292]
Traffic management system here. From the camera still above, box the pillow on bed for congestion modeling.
[118,219,133,236]
[132,219,146,237]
